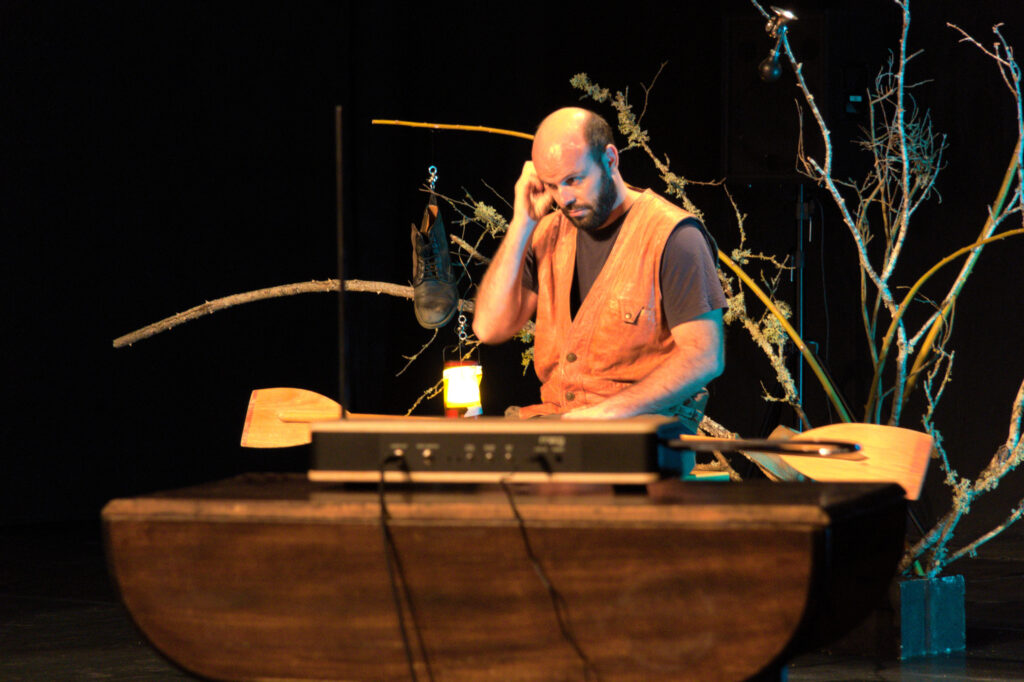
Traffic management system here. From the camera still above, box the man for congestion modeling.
[473,107,726,420]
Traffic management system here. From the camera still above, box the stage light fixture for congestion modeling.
[759,6,798,83]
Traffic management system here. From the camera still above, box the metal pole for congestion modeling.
[335,106,347,417]
[797,183,805,428]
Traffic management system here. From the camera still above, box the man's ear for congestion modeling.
[603,144,619,171]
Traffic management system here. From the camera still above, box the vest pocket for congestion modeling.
[588,296,660,373]
[617,298,647,326]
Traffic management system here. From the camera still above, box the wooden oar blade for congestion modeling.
[240,388,437,449]
[782,423,932,500]
[240,388,341,449]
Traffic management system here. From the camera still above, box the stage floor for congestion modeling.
[2,519,1022,681]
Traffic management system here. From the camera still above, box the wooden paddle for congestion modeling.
[240,388,932,499]
[240,387,427,448]
[775,423,931,500]
[691,423,932,500]
[241,388,341,448]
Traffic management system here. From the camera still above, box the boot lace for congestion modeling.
[418,244,441,281]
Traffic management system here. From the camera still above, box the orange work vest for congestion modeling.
[519,190,699,419]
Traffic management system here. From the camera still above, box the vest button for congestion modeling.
[566,352,577,363]
[565,391,575,401]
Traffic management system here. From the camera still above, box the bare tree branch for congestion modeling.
[113,279,476,348]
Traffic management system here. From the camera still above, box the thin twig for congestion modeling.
[947,500,1024,565]
[638,61,668,124]
[404,379,444,417]
[450,234,491,263]
[396,329,439,377]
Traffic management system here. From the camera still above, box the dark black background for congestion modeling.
[3,1,1022,541]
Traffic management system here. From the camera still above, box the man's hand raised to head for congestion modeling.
[513,161,554,229]
[471,161,544,344]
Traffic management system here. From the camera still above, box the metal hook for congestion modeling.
[456,313,469,357]
[766,6,797,38]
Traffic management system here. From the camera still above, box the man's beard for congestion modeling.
[562,167,617,231]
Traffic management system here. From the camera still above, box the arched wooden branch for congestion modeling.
[111,279,496,348]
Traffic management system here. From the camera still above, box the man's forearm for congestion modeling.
[474,160,550,343]
[472,217,536,343]
[564,312,725,419]
[575,348,720,418]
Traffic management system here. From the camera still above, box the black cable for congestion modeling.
[816,197,834,423]
[816,198,830,365]
[500,466,599,682]
[801,339,856,423]
[378,455,435,682]
[531,452,553,476]
[907,506,928,539]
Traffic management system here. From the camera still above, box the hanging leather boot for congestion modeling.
[411,195,458,329]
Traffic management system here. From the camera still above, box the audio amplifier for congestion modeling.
[308,416,694,484]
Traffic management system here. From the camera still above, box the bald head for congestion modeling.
[532,107,615,172]
[529,108,628,232]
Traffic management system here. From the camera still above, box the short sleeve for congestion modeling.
[660,218,728,328]
[521,241,538,294]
